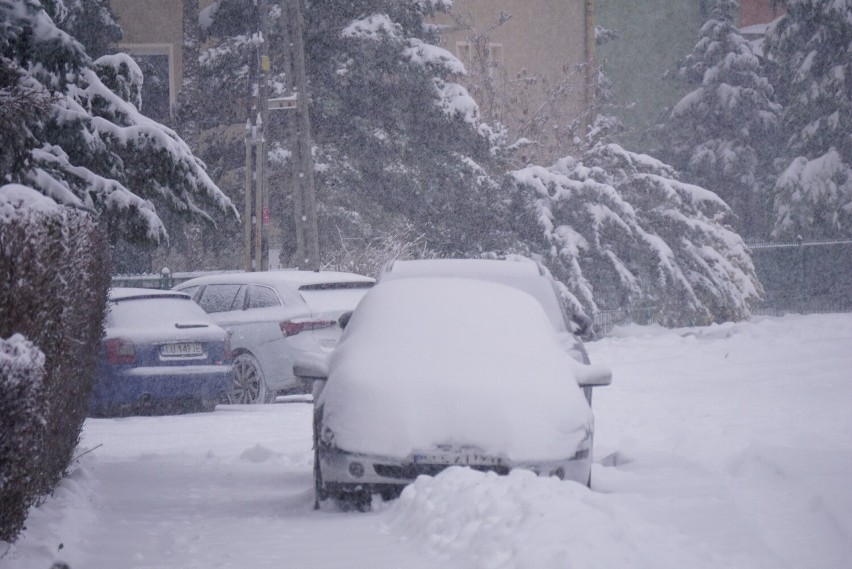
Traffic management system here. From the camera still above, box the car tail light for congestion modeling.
[280,319,337,337]
[223,331,233,362]
[105,338,135,365]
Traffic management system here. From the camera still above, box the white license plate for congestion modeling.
[411,453,502,466]
[160,342,203,357]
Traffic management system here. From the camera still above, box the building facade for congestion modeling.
[436,0,595,162]
[739,0,786,28]
[109,0,594,152]
[110,0,217,122]
[596,0,786,153]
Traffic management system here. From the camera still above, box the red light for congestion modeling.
[280,319,336,337]
[223,331,233,362]
[105,338,135,365]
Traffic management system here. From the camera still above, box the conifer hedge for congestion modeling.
[0,185,110,542]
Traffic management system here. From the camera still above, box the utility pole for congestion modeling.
[243,119,253,272]
[243,0,319,272]
[281,0,320,271]
[257,0,270,272]
[243,0,273,272]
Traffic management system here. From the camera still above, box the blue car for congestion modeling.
[90,288,233,416]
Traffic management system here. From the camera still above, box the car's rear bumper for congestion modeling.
[318,444,592,490]
[91,364,232,410]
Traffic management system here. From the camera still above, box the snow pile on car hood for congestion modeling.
[319,278,593,462]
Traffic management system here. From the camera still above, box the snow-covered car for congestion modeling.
[90,288,233,416]
[174,270,374,403]
[295,277,613,508]
[378,257,601,401]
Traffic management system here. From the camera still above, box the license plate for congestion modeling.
[411,453,503,466]
[160,342,203,357]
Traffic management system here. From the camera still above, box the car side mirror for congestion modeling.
[574,362,612,387]
[293,353,330,381]
[570,312,595,342]
[338,311,353,330]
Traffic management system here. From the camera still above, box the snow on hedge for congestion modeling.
[0,184,64,222]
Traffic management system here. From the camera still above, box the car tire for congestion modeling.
[230,353,269,404]
[335,488,373,512]
[314,448,328,510]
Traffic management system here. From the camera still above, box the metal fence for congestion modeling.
[749,238,852,316]
[114,239,851,335]
[111,268,242,291]
[592,238,852,335]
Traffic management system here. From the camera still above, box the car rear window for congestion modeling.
[298,282,373,313]
[107,297,210,328]
[247,285,281,309]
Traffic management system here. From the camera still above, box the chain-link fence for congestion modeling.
[749,238,852,316]
[114,240,852,336]
[592,239,852,335]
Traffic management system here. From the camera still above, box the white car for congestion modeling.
[296,277,612,509]
[378,257,599,401]
[174,270,373,403]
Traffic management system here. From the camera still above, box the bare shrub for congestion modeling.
[321,226,438,277]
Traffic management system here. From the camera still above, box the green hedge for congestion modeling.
[0,185,110,542]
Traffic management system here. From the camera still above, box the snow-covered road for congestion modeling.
[2,313,851,569]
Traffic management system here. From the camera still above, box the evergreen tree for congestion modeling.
[509,143,762,327]
[656,0,782,238]
[0,0,237,246]
[197,0,512,265]
[764,0,852,239]
[49,0,122,58]
[307,3,509,255]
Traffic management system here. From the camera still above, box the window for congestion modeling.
[119,43,175,122]
[198,284,243,314]
[178,285,199,300]
[247,285,282,309]
[456,41,504,76]
[133,54,171,122]
[232,284,247,311]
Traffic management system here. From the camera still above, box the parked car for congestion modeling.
[295,277,612,509]
[378,257,601,401]
[90,288,233,416]
[174,270,374,403]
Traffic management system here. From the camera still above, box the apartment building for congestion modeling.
[109,0,594,144]
[436,1,595,160]
[108,0,212,122]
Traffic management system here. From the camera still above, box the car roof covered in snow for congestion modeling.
[378,258,568,332]
[109,287,192,302]
[174,270,374,290]
[380,257,546,281]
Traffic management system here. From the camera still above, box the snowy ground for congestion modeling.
[2,313,851,569]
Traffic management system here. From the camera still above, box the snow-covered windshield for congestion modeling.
[106,297,210,329]
[381,260,571,332]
